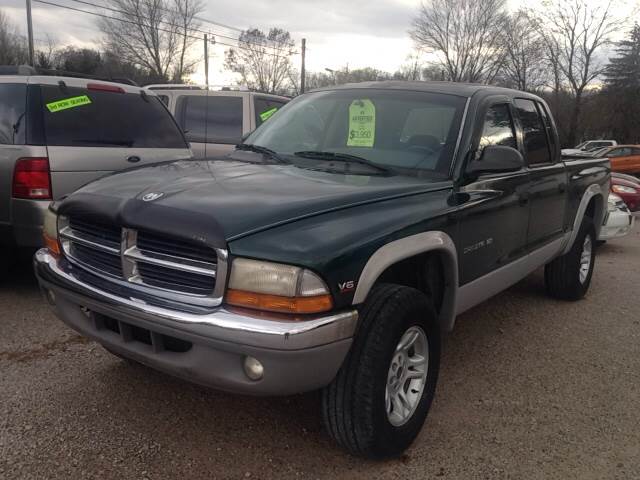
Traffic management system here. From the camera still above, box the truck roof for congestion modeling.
[315,80,542,100]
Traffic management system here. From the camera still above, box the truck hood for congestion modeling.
[59,158,448,246]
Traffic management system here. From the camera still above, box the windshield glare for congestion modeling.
[245,89,467,178]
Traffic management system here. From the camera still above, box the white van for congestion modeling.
[145,85,289,158]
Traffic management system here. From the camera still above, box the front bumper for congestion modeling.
[34,250,358,395]
[599,209,635,240]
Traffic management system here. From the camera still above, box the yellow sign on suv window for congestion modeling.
[46,95,92,113]
[347,99,375,147]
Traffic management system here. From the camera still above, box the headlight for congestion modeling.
[42,207,61,256]
[226,258,333,314]
[612,184,637,194]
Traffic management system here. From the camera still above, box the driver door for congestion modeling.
[455,99,531,286]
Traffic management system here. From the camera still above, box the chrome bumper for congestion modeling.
[34,249,358,395]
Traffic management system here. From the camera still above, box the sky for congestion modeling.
[2,0,421,85]
[2,0,638,86]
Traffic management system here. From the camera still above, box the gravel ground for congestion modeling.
[1,226,639,480]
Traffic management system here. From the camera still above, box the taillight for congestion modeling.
[12,157,52,199]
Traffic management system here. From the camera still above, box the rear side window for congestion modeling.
[177,95,243,144]
[0,83,27,145]
[537,102,557,155]
[514,98,551,165]
[609,147,632,157]
[40,85,187,148]
[479,104,516,150]
[255,97,286,126]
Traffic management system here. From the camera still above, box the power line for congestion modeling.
[64,0,297,53]
[32,0,298,58]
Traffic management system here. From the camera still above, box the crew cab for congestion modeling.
[35,82,609,459]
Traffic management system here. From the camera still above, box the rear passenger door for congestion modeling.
[175,94,245,159]
[514,98,567,250]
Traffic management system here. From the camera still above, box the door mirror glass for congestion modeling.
[467,145,524,175]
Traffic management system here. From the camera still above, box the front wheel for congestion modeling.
[545,217,596,300]
[321,284,440,458]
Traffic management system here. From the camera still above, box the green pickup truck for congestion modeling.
[35,81,609,458]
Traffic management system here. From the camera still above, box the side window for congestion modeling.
[206,96,243,144]
[632,148,640,156]
[177,95,243,144]
[178,96,207,143]
[254,97,286,126]
[537,102,557,155]
[478,103,517,150]
[0,83,27,145]
[610,147,631,157]
[514,98,551,165]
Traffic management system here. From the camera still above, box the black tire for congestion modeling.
[321,284,441,459]
[545,216,596,300]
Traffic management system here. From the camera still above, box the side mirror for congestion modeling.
[467,145,524,176]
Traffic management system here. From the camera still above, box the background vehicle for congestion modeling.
[0,67,191,274]
[561,139,617,156]
[610,173,640,211]
[36,81,609,459]
[583,145,640,176]
[600,193,634,241]
[145,85,289,158]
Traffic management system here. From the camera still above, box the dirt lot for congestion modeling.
[1,226,639,480]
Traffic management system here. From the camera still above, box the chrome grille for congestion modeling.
[59,216,227,307]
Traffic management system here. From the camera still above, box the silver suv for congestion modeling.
[145,85,289,158]
[0,67,192,271]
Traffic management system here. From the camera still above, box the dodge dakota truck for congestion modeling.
[34,82,610,458]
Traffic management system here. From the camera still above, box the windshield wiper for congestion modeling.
[235,143,289,164]
[293,150,392,174]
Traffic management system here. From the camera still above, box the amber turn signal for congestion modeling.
[226,289,333,314]
[43,231,61,256]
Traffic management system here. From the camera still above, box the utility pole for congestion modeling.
[300,38,306,94]
[25,0,35,66]
[204,34,209,88]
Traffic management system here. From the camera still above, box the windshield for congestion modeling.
[245,89,467,178]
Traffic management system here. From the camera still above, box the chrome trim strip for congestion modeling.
[35,250,357,350]
[352,231,459,332]
[124,246,217,277]
[456,235,568,315]
[59,226,120,254]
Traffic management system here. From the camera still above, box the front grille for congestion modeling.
[137,262,215,296]
[138,231,216,264]
[60,216,225,305]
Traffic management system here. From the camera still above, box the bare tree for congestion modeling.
[410,0,508,83]
[98,0,203,82]
[0,10,28,65]
[500,11,547,91]
[536,0,624,146]
[225,28,295,94]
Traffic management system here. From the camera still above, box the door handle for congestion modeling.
[127,155,141,163]
[558,183,567,193]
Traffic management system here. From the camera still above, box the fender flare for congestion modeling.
[562,184,605,255]
[351,231,459,332]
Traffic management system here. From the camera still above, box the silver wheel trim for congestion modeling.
[385,325,429,427]
[579,235,593,284]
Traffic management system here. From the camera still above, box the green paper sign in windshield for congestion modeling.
[347,99,375,147]
[259,107,278,122]
[46,95,92,113]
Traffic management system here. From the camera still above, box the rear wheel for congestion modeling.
[545,217,596,300]
[321,284,440,458]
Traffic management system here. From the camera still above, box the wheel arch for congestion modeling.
[563,184,606,255]
[352,231,459,332]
